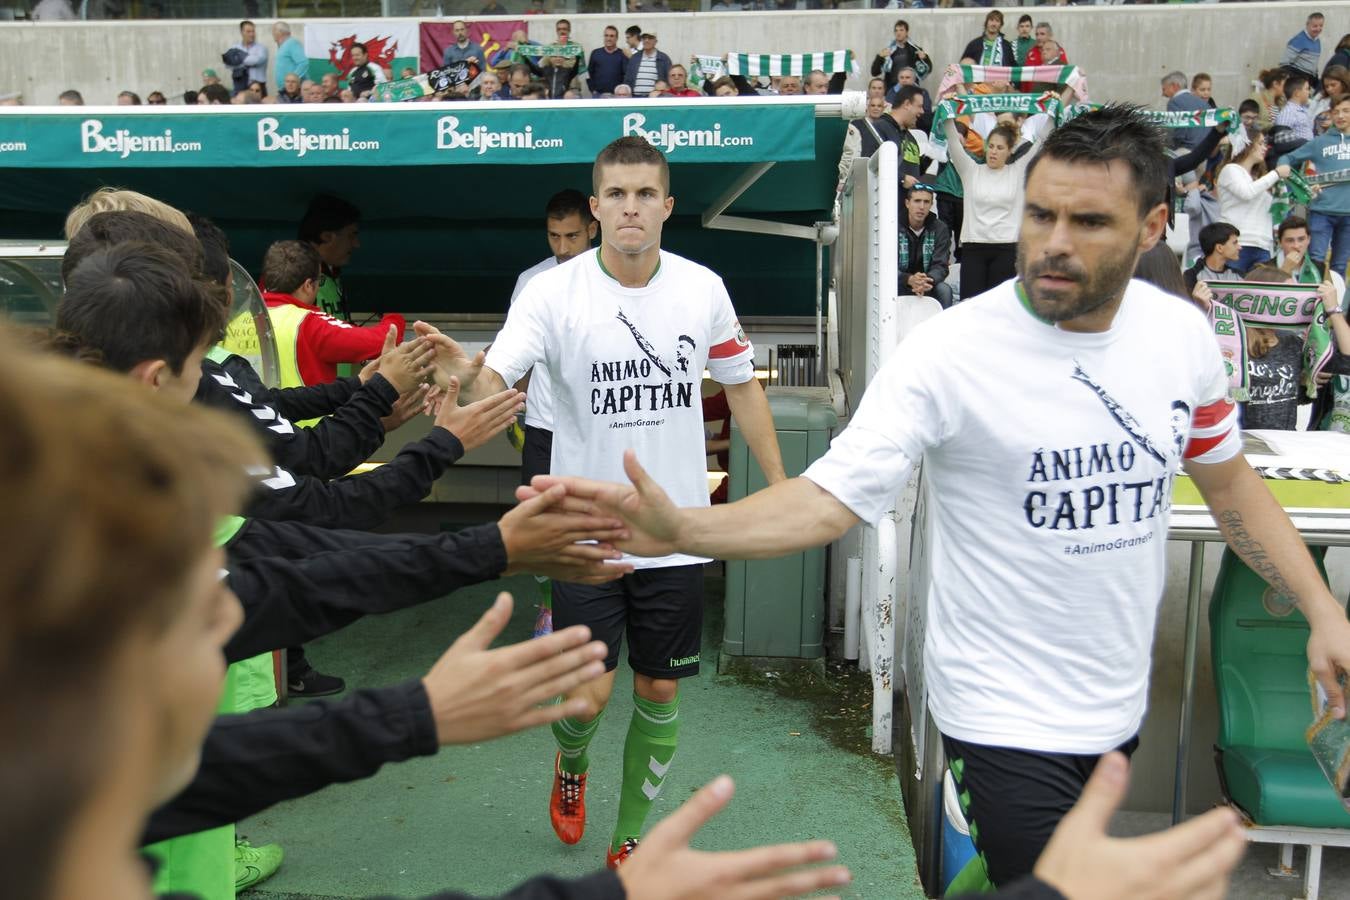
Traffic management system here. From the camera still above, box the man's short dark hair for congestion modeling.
[593,136,670,195]
[1309,12,1325,22]
[1025,104,1169,218]
[57,243,225,375]
[261,241,322,296]
[1191,72,1211,89]
[1199,222,1240,256]
[117,91,141,105]
[1018,13,1032,26]
[556,18,571,28]
[520,83,547,99]
[352,42,368,56]
[62,210,203,285]
[625,25,641,37]
[1284,74,1309,99]
[187,213,232,287]
[200,84,230,104]
[298,195,360,245]
[1238,98,1260,116]
[604,24,618,33]
[893,84,924,109]
[894,18,908,30]
[58,89,82,104]
[239,19,254,31]
[546,189,595,224]
[1334,93,1350,111]
[1277,215,1310,242]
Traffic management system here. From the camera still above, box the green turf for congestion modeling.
[240,571,924,899]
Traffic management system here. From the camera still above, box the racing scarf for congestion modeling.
[929,91,1061,148]
[937,63,1088,103]
[1205,281,1333,399]
[514,42,583,58]
[1061,103,1235,129]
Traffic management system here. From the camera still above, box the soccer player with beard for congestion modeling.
[522,106,1350,889]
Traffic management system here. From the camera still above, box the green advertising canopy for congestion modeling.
[0,97,853,319]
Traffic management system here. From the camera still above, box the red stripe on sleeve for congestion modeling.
[709,336,750,360]
[1184,430,1231,459]
[1190,398,1235,430]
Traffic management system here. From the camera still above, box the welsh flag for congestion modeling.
[304,23,420,85]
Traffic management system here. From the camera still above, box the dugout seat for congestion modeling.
[1210,546,1350,900]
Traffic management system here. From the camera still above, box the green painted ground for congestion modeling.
[241,571,924,900]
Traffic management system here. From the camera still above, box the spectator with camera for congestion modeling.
[527,19,585,99]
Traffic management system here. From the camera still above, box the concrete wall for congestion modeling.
[0,1,1332,106]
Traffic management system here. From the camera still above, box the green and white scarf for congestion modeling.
[937,64,1088,101]
[1061,104,1235,129]
[1205,281,1333,400]
[930,91,1062,148]
[514,43,583,58]
[689,54,726,87]
[725,50,859,78]
[979,37,1005,67]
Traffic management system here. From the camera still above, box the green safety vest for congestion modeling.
[145,514,274,899]
[266,302,325,427]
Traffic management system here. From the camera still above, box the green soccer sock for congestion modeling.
[552,708,604,776]
[612,692,680,852]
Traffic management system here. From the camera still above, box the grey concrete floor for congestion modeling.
[1113,811,1350,900]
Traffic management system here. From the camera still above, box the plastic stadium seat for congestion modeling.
[1210,546,1350,829]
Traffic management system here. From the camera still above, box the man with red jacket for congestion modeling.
[261,240,405,388]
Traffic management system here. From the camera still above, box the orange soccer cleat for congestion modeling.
[549,752,588,845]
[606,838,639,870]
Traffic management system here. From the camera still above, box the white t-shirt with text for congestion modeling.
[803,278,1240,753]
[488,248,756,569]
[510,256,559,431]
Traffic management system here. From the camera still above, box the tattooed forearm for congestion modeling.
[1216,509,1301,606]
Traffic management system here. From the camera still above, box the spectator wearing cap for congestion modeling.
[201,68,221,86]
[1282,12,1324,90]
[624,32,672,98]
[899,184,954,309]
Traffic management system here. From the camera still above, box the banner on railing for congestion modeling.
[0,104,818,167]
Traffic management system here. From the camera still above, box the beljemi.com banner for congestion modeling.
[0,104,817,167]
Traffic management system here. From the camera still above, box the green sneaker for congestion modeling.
[235,837,283,892]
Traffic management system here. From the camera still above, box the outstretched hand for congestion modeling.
[523,449,684,559]
[433,377,524,452]
[499,484,634,584]
[617,776,850,900]
[414,320,486,391]
[421,592,607,744]
[376,329,438,395]
[1033,753,1245,900]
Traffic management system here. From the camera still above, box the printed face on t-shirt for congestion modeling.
[591,163,673,256]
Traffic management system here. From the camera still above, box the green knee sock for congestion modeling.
[552,708,604,776]
[612,693,679,852]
